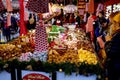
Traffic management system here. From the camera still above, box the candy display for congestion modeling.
[19,51,48,62]
[0,33,34,61]
[0,25,96,65]
[78,48,98,65]
[0,25,102,78]
[46,25,98,67]
[9,35,34,53]
[48,25,94,52]
[48,49,79,64]
[47,48,98,66]
[0,44,21,60]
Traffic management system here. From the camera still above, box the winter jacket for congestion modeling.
[105,29,120,71]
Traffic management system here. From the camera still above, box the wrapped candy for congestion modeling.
[78,48,98,65]
[19,52,33,61]
[19,51,48,62]
[32,51,48,62]
[51,25,59,32]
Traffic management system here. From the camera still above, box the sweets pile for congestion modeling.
[0,34,34,61]
[47,48,98,65]
[0,26,98,66]
[78,48,98,65]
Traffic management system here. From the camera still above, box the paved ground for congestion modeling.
[0,70,11,80]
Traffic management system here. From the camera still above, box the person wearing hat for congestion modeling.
[105,12,120,80]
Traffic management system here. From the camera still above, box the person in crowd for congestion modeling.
[105,12,120,80]
[0,15,4,30]
[86,13,96,42]
[93,18,99,53]
[3,13,11,42]
[75,11,81,28]
[0,15,4,42]
[83,11,90,23]
[69,13,75,24]
[59,9,64,26]
[27,13,36,30]
[92,16,108,70]
[105,11,120,41]
[63,13,69,23]
[97,10,107,25]
[11,13,18,33]
[94,17,108,52]
[93,11,107,53]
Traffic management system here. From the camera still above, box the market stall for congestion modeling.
[0,0,106,80]
[0,24,103,80]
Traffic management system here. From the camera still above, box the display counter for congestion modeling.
[0,24,103,80]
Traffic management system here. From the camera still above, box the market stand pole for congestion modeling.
[15,0,28,79]
[19,0,28,36]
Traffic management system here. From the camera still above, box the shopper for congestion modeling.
[69,13,75,24]
[27,13,36,30]
[97,11,106,24]
[105,12,120,80]
[2,13,11,42]
[93,11,107,53]
[0,15,4,42]
[94,18,108,66]
[105,11,119,42]
[11,14,18,33]
[75,11,81,28]
[6,13,11,42]
[86,13,96,42]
